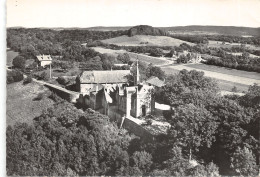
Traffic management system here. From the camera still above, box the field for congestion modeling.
[102,35,195,46]
[161,65,250,92]
[127,53,171,66]
[6,81,54,126]
[91,47,172,66]
[6,50,19,66]
[227,52,260,58]
[185,63,260,80]
[207,40,260,50]
[91,47,126,57]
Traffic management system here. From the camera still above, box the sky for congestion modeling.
[6,0,260,28]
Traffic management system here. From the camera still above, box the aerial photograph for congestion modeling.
[5,0,260,176]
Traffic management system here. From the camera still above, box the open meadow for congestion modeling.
[102,35,195,46]
[6,81,54,126]
[6,50,19,66]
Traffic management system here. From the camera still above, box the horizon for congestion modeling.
[6,24,260,29]
[6,0,260,28]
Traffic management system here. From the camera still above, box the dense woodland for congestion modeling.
[7,70,259,176]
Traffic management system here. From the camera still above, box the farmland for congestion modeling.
[102,35,195,46]
[207,40,260,50]
[185,63,260,80]
[91,46,172,66]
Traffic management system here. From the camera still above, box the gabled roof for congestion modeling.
[79,70,130,83]
[36,55,52,61]
[146,76,165,87]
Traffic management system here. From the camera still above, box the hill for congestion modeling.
[161,25,260,36]
[101,35,194,46]
[128,25,168,36]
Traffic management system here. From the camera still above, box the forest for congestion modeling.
[7,70,259,176]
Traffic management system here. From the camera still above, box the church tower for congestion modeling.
[134,56,140,85]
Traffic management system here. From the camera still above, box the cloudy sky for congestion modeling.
[6,0,260,28]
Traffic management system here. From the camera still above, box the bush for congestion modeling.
[57,76,69,85]
[7,69,24,84]
[33,93,44,101]
[231,86,238,92]
[23,75,33,85]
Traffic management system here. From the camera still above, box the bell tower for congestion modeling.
[134,56,140,85]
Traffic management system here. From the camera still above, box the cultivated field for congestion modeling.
[6,81,54,126]
[91,47,172,66]
[227,52,260,58]
[6,50,19,66]
[185,63,260,80]
[162,64,260,86]
[207,40,260,50]
[102,35,195,46]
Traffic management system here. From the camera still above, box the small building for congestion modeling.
[36,55,52,67]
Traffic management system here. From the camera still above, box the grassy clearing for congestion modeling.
[6,50,19,66]
[216,79,249,92]
[6,81,54,126]
[102,35,195,46]
[128,53,169,65]
[91,47,126,56]
[91,47,170,66]
[185,63,260,80]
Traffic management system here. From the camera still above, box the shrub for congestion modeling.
[7,69,24,84]
[23,75,33,85]
[40,71,48,81]
[231,86,238,92]
[57,76,69,85]
[33,93,44,101]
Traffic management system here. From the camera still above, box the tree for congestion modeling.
[7,69,24,84]
[150,48,163,57]
[117,53,130,64]
[146,63,165,80]
[168,104,218,160]
[230,147,258,176]
[12,55,26,69]
[131,151,152,173]
[190,162,220,177]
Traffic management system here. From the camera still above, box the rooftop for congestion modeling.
[79,70,130,84]
[36,55,52,61]
[146,76,165,87]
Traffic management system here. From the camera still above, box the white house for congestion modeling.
[36,55,52,67]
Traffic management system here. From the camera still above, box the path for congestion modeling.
[161,64,260,86]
